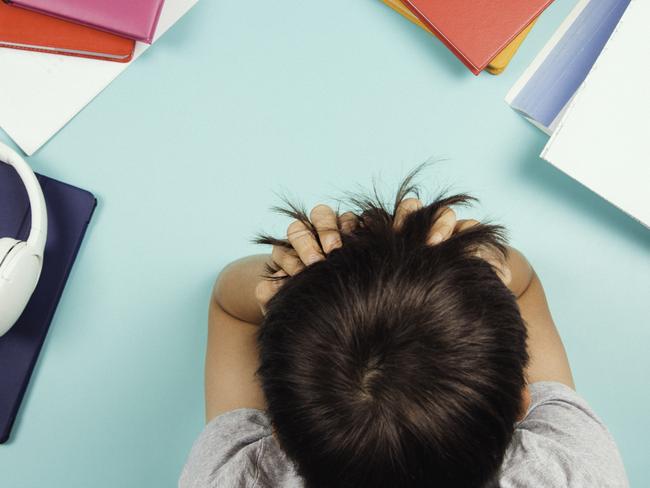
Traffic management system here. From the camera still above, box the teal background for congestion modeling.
[1,0,649,486]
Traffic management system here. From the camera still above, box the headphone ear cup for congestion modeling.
[0,237,21,265]
[0,239,43,336]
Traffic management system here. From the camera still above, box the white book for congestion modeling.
[541,0,650,228]
[506,0,589,135]
[0,0,198,156]
[506,0,630,135]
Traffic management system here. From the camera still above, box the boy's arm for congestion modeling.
[205,255,269,422]
[205,206,346,421]
[505,247,575,389]
[213,254,270,325]
[203,204,575,423]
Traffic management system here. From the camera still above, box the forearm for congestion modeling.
[215,247,533,322]
[204,255,270,419]
[505,247,574,388]
[213,254,271,325]
[517,273,574,388]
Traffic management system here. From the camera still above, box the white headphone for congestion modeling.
[0,142,47,337]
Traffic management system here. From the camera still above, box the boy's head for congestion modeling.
[256,181,529,488]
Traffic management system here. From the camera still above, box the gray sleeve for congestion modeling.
[178,408,272,488]
[178,408,303,488]
[500,382,628,488]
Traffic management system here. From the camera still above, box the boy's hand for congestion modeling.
[394,198,512,286]
[394,198,457,244]
[255,204,357,310]
[254,199,515,311]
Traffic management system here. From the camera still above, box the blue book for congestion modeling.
[0,162,96,443]
[505,0,631,134]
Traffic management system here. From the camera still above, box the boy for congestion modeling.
[180,176,627,487]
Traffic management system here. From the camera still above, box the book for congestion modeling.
[0,0,198,156]
[505,0,630,134]
[5,0,165,44]
[0,162,96,443]
[0,1,134,63]
[380,0,536,75]
[487,22,535,76]
[541,0,649,227]
[399,0,554,75]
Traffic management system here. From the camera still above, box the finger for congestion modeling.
[287,220,324,265]
[310,204,342,254]
[271,246,304,276]
[455,219,480,233]
[394,198,423,230]
[427,207,456,245]
[338,211,359,234]
[255,270,287,311]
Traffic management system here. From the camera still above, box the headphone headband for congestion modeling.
[0,143,47,256]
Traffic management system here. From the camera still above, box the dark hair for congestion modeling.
[255,170,529,488]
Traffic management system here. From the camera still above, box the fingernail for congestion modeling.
[430,232,443,245]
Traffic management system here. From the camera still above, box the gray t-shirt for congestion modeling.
[179,382,628,487]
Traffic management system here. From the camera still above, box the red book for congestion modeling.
[0,1,134,63]
[400,0,554,75]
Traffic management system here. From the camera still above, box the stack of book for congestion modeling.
[0,0,165,63]
[506,0,648,227]
[0,0,197,155]
[380,0,556,75]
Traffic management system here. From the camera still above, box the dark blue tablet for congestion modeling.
[0,162,96,443]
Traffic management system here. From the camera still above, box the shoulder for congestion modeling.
[179,409,303,488]
[500,382,628,488]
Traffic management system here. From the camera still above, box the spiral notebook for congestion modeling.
[0,162,96,443]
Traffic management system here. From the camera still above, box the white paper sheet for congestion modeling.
[0,0,198,155]
[541,0,650,227]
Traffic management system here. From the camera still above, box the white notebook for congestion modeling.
[505,0,630,135]
[0,0,198,156]
[541,0,650,228]
[505,0,590,135]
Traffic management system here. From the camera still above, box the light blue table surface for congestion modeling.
[1,1,648,486]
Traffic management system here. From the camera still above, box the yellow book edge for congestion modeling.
[380,0,536,75]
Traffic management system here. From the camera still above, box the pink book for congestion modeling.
[5,0,165,44]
